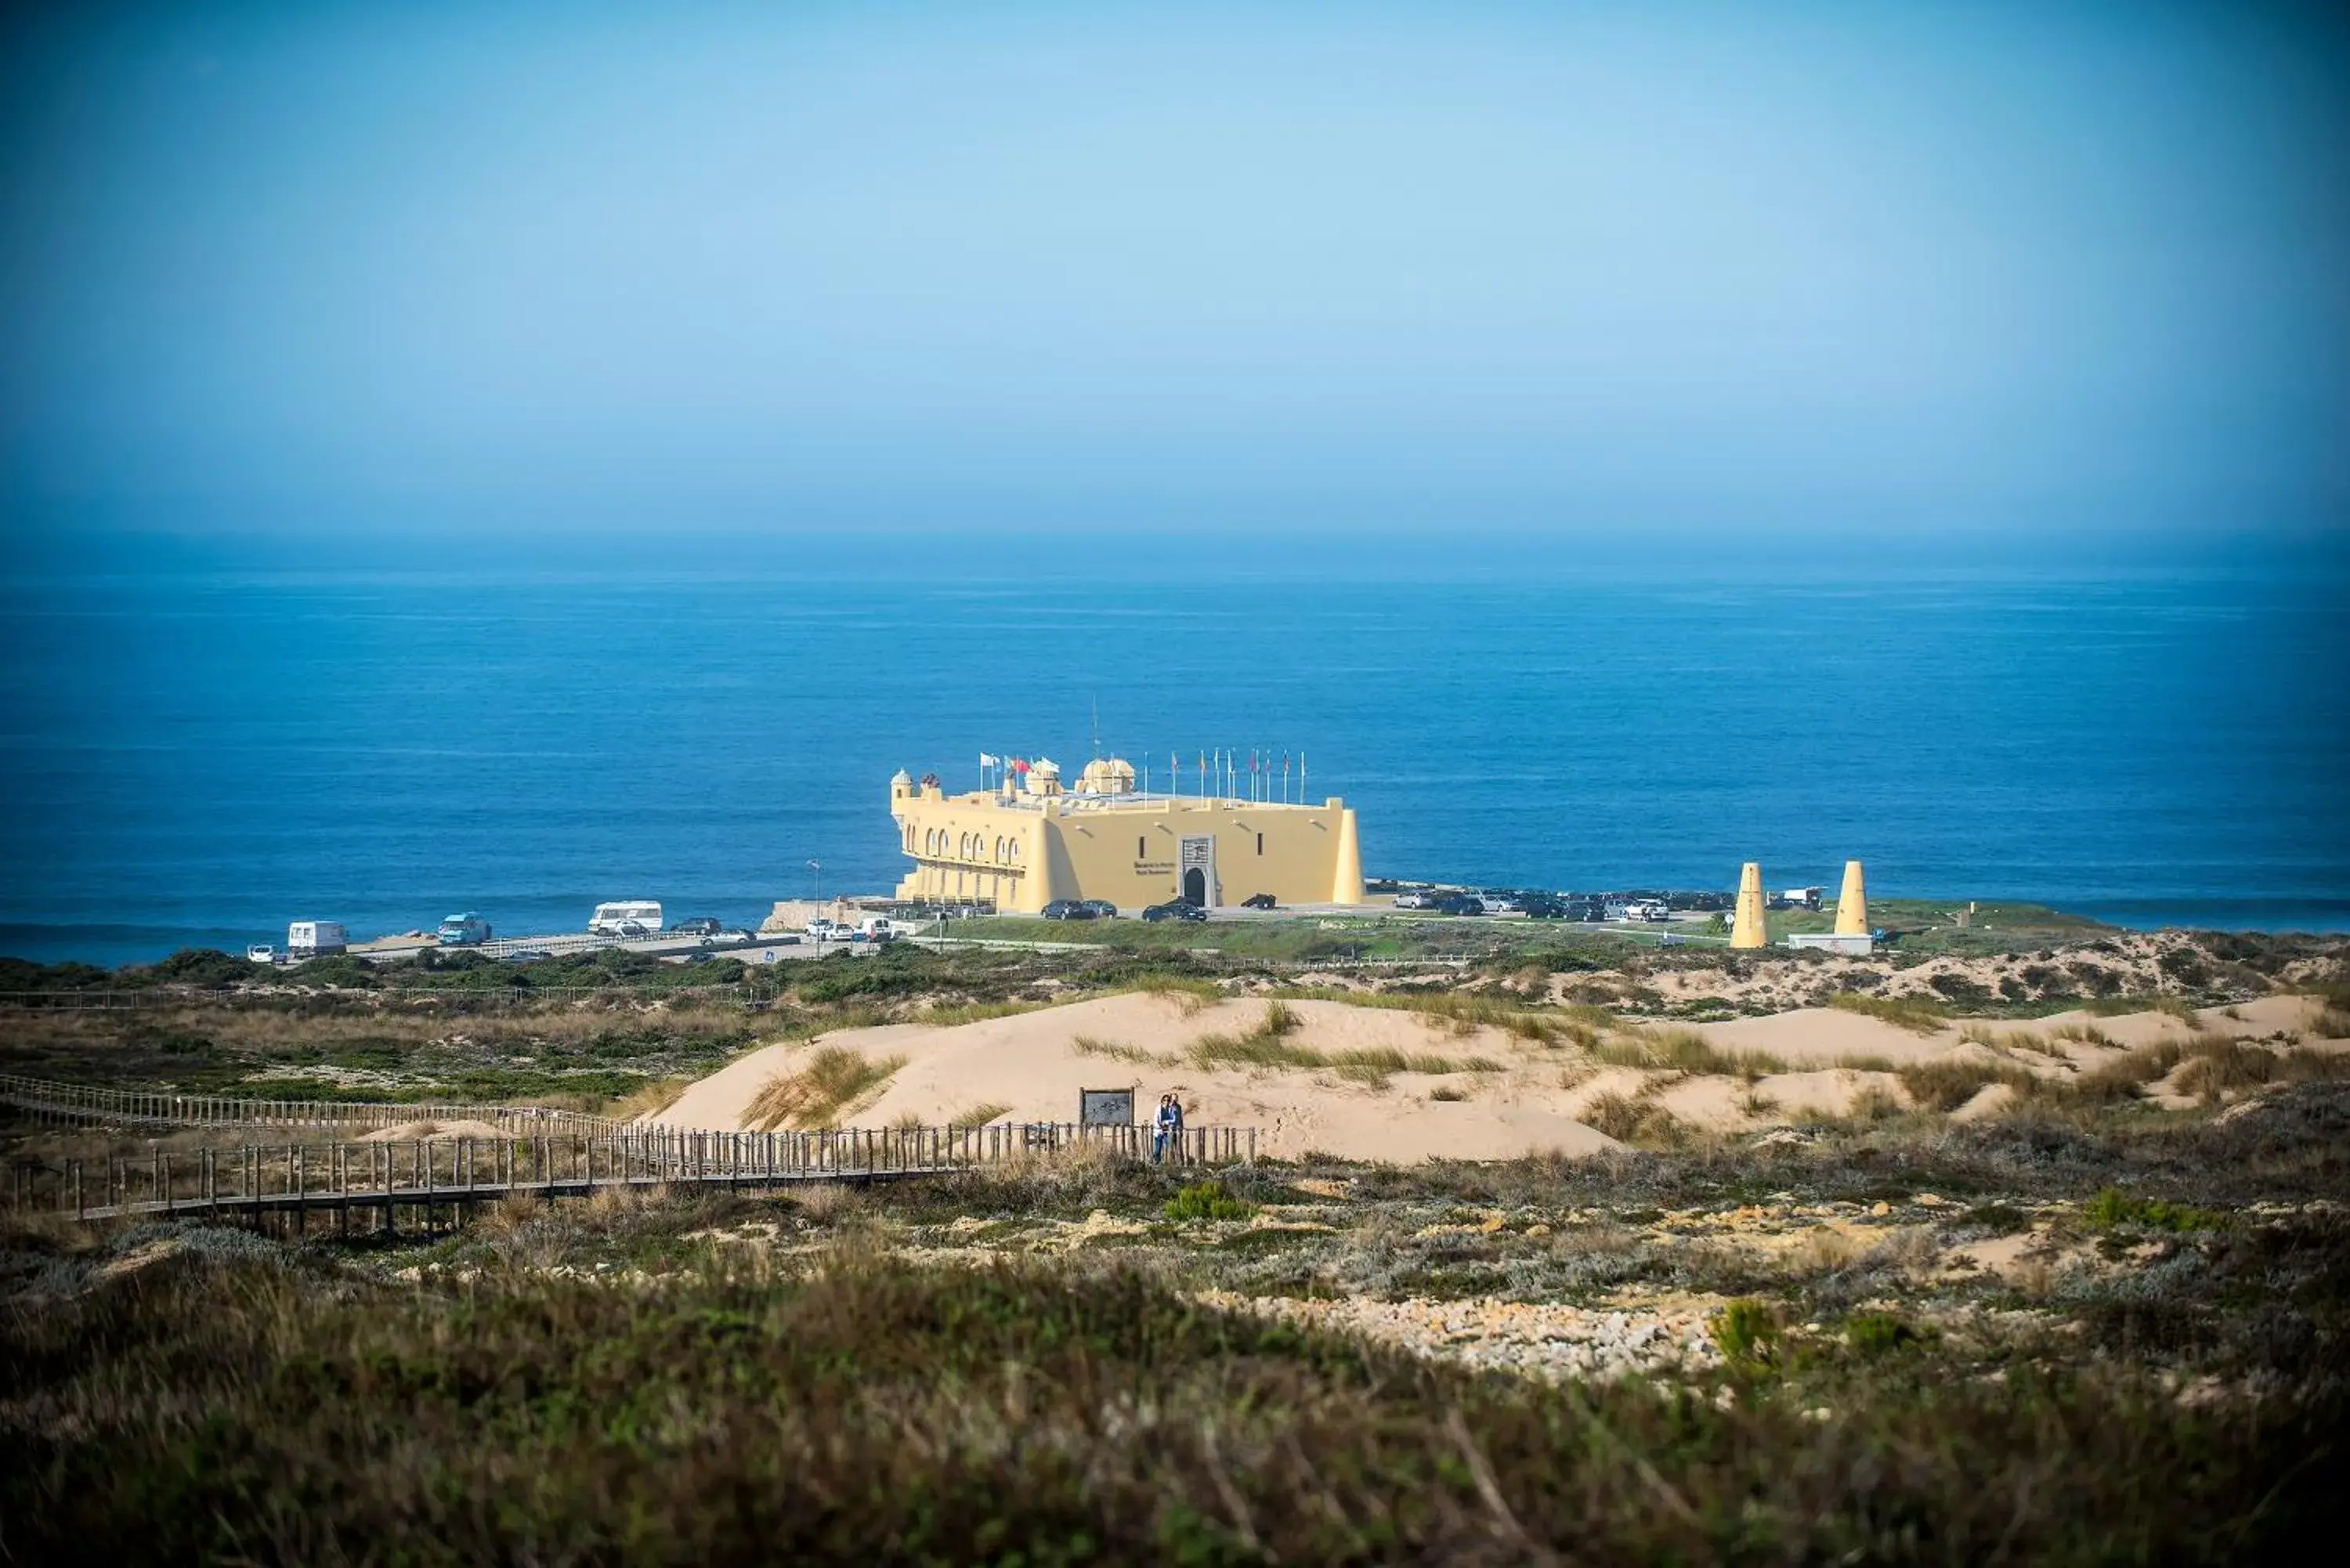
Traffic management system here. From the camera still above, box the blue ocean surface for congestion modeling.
[2,559,2345,965]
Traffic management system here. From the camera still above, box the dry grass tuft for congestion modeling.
[2069,1041,2185,1102]
[1580,1091,1697,1148]
[789,1182,862,1223]
[1828,991,1950,1033]
[1896,1059,2035,1114]
[745,1046,907,1131]
[475,1187,544,1237]
[2174,1040,2280,1102]
[913,999,1049,1028]
[605,1076,692,1122]
[1593,1028,1785,1078]
[1072,1035,1164,1065]
[946,1101,1014,1127]
[1131,975,1221,1015]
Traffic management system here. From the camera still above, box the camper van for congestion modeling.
[589,900,663,937]
[436,912,492,946]
[286,920,347,957]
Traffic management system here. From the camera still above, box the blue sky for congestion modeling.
[2,0,2345,547]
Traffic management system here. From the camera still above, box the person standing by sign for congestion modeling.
[1165,1094,1186,1163]
[1152,1094,1176,1162]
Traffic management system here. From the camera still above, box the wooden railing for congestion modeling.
[0,1074,1256,1225]
[5,1122,1254,1224]
[0,1073,626,1136]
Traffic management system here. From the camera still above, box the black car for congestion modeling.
[1240,893,1277,910]
[1520,897,1567,919]
[668,916,723,937]
[1141,901,1207,923]
[1433,894,1486,916]
[1041,900,1097,920]
[1080,899,1119,919]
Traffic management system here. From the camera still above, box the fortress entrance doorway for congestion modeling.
[1179,835,1217,907]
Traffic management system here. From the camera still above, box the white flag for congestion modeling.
[980,752,999,768]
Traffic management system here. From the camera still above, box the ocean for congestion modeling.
[3,551,2346,965]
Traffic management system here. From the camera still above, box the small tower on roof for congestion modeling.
[1077,757,1137,795]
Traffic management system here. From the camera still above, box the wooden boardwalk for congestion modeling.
[1,1075,1255,1228]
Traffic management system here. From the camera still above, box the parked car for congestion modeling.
[1520,897,1567,919]
[1080,899,1119,919]
[1142,901,1207,923]
[1042,900,1097,920]
[1434,894,1487,916]
[246,944,277,963]
[804,919,839,940]
[668,916,722,937]
[1392,891,1438,910]
[1240,893,1277,910]
[614,919,651,938]
[504,948,554,963]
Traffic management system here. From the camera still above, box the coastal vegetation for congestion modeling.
[6,1081,2348,1562]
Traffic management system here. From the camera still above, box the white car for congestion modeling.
[804,919,838,941]
[246,944,277,963]
[1392,891,1437,910]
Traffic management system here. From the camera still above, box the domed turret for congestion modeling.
[1077,757,1137,795]
[1024,757,1063,796]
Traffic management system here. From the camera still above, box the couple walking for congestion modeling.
[1151,1093,1186,1163]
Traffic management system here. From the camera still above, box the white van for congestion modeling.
[589,900,663,937]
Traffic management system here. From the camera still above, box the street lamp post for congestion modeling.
[807,858,822,909]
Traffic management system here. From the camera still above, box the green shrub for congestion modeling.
[1711,1299,1781,1375]
[2083,1187,2227,1234]
[1165,1181,1255,1223]
[1844,1312,1925,1355]
[144,948,255,988]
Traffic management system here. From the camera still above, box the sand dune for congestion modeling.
[646,993,1616,1161]
[642,991,2333,1162]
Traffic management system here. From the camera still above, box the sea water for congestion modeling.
[2,556,2345,964]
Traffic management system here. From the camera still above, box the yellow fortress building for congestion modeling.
[889,757,1365,913]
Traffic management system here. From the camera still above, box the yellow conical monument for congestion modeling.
[1834,859,1869,936]
[1730,862,1768,948]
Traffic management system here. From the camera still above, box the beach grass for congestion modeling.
[743,1046,906,1131]
[1827,991,1950,1033]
